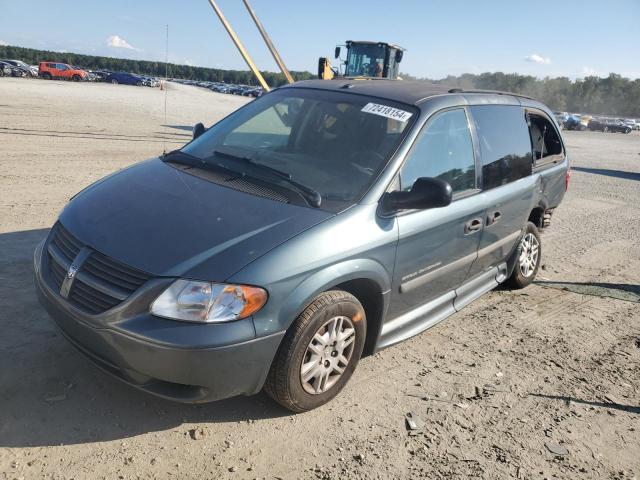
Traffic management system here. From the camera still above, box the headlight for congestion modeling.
[150,279,267,323]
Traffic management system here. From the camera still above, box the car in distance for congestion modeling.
[588,118,632,133]
[0,59,38,76]
[0,60,28,77]
[39,62,88,81]
[0,61,15,77]
[106,71,143,86]
[34,80,569,412]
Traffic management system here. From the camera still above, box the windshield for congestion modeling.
[181,88,416,211]
[345,44,386,77]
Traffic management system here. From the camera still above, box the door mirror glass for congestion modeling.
[334,46,341,59]
[395,50,403,63]
[380,177,452,215]
[192,122,206,140]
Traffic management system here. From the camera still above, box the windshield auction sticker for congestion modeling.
[361,103,413,122]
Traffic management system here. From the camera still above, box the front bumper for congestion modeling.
[34,239,284,403]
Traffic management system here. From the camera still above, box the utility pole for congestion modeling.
[206,0,270,91]
[242,0,294,84]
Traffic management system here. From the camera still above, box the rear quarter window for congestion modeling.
[470,105,532,190]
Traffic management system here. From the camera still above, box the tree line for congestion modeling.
[2,44,638,117]
[0,44,313,87]
[404,72,640,118]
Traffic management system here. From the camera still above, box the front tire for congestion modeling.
[506,222,541,289]
[111,79,118,84]
[265,290,366,412]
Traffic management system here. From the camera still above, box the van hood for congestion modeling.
[59,158,332,280]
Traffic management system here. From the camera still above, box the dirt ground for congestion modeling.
[0,77,638,480]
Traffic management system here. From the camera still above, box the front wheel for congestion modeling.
[505,222,541,289]
[264,290,366,412]
[111,79,118,84]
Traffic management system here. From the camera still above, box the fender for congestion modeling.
[252,258,391,338]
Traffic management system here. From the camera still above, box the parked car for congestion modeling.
[34,80,569,412]
[91,70,112,82]
[0,61,12,77]
[139,75,159,87]
[0,60,28,77]
[106,71,143,86]
[0,59,38,76]
[563,114,589,131]
[588,118,632,133]
[39,62,88,81]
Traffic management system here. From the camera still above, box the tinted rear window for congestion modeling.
[470,105,532,190]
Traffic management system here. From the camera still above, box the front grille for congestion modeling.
[46,223,151,315]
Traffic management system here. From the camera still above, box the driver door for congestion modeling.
[388,108,484,319]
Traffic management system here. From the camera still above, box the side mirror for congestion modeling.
[334,46,341,59]
[395,50,404,63]
[192,122,206,140]
[380,177,452,215]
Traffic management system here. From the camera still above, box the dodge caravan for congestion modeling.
[35,80,569,412]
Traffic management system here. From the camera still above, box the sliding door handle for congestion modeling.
[486,210,502,226]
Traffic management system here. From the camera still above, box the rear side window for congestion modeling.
[527,111,563,166]
[400,108,476,194]
[470,105,532,190]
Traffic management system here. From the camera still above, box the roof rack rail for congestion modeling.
[447,88,536,101]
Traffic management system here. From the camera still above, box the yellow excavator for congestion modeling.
[205,0,405,89]
[318,40,405,80]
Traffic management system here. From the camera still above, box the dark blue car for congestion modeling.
[106,72,143,86]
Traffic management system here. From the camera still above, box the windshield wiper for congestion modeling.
[213,149,322,208]
[162,150,206,167]
[162,150,243,177]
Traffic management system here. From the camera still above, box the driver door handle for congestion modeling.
[464,217,483,234]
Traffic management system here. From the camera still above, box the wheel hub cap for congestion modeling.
[300,315,356,395]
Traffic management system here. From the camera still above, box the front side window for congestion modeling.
[181,89,416,211]
[400,108,476,194]
[470,105,532,190]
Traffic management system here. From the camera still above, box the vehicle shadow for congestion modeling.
[534,280,640,302]
[162,124,195,132]
[0,228,289,448]
[529,393,640,414]
[572,166,640,181]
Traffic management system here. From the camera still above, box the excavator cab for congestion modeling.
[318,40,404,80]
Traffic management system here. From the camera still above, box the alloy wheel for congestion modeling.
[300,316,356,394]
[519,233,539,278]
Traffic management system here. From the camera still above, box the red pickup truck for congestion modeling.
[39,62,88,81]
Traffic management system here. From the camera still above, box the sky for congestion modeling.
[1,0,639,79]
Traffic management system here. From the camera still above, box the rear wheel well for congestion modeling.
[528,207,544,229]
[332,279,384,357]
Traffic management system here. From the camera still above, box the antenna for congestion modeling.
[163,24,169,155]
